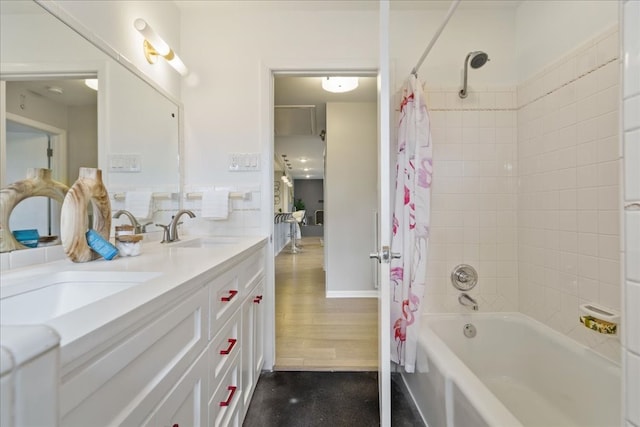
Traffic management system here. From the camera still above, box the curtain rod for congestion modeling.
[411,0,462,76]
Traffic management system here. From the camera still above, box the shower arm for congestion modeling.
[459,52,472,99]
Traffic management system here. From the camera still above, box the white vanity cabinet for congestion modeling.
[60,286,209,426]
[57,239,266,427]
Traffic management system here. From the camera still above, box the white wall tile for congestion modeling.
[9,247,45,269]
[623,0,640,97]
[598,136,619,163]
[598,186,619,210]
[625,129,640,200]
[626,351,640,425]
[596,31,618,65]
[0,253,10,271]
[599,210,620,235]
[626,281,640,354]
[45,246,66,263]
[627,211,640,282]
[624,95,640,131]
[576,45,598,77]
[518,26,620,360]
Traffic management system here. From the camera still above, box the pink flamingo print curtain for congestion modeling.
[390,74,432,373]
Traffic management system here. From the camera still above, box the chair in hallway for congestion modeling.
[291,210,305,249]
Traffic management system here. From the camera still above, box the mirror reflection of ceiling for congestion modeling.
[274,75,377,180]
[8,79,97,108]
[2,0,181,194]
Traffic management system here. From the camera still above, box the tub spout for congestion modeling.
[459,293,478,311]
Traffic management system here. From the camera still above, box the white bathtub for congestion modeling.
[401,313,621,427]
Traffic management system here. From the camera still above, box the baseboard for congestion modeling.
[325,290,379,298]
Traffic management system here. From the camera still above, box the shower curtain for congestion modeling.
[390,74,432,373]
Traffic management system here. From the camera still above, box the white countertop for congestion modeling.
[0,235,267,368]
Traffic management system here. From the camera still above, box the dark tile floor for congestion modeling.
[243,371,425,427]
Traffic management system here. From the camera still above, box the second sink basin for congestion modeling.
[169,237,240,248]
[0,271,161,325]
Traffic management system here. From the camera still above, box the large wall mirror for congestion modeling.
[0,0,181,252]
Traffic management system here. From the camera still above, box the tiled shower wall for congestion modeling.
[424,87,519,313]
[517,26,621,360]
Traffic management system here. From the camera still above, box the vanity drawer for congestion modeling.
[60,286,208,427]
[209,267,241,340]
[209,310,241,384]
[208,351,241,427]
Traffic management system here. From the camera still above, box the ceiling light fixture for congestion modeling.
[84,79,98,91]
[322,77,359,93]
[134,18,188,76]
[47,86,63,95]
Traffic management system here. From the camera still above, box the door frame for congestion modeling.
[259,59,391,424]
[3,112,68,185]
[260,59,379,371]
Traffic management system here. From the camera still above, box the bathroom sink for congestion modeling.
[169,237,240,248]
[0,271,161,325]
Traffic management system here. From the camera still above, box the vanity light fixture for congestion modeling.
[322,77,358,93]
[134,18,189,76]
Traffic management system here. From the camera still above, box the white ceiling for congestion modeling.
[274,75,377,180]
[7,79,98,108]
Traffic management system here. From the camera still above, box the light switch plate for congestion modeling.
[109,154,142,172]
[229,153,260,172]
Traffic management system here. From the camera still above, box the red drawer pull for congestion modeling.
[219,385,237,407]
[253,295,263,304]
[220,338,237,355]
[220,290,238,302]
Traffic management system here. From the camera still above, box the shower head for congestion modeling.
[469,51,489,69]
[459,51,490,98]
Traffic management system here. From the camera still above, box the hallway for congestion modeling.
[275,237,378,370]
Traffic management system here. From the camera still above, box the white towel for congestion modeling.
[125,191,153,219]
[201,190,230,220]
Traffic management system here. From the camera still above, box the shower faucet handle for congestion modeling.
[451,264,478,291]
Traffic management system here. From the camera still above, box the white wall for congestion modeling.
[390,5,518,91]
[179,2,379,236]
[325,102,377,296]
[515,0,618,82]
[67,105,98,183]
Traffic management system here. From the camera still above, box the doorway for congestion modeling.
[5,117,66,238]
[272,74,379,370]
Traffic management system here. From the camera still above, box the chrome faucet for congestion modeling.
[157,209,196,243]
[459,293,478,311]
[112,210,151,234]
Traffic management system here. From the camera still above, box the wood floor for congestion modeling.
[275,237,378,371]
